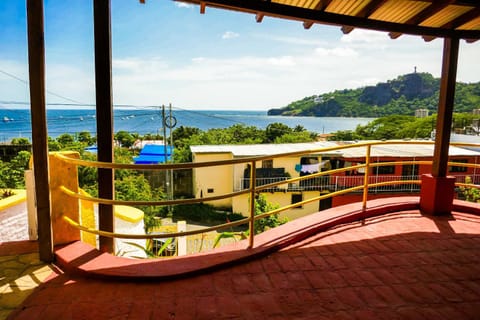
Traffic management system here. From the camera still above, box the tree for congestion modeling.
[265,123,292,143]
[56,133,75,146]
[78,131,95,145]
[0,151,31,188]
[10,137,30,145]
[115,131,135,148]
[253,194,287,234]
[274,131,313,143]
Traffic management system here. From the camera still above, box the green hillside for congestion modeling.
[267,73,480,117]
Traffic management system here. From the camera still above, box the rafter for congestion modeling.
[256,12,264,22]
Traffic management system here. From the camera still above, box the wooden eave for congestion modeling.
[176,0,480,41]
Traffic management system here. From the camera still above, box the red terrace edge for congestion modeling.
[54,196,440,281]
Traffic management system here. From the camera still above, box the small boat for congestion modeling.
[3,116,10,122]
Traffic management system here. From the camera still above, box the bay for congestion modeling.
[0,108,374,143]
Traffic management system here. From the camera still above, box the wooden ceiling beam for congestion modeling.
[304,21,314,29]
[256,12,264,23]
[312,0,333,11]
[179,0,480,39]
[341,25,354,34]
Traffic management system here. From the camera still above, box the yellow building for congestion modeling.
[190,142,341,220]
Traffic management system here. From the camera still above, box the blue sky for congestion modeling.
[0,0,479,110]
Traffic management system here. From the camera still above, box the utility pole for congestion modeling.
[161,105,171,210]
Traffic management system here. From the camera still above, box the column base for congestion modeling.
[419,174,456,216]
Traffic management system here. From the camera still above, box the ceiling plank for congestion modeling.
[442,7,480,29]
[354,0,388,18]
[404,0,455,25]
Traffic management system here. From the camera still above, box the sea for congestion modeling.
[0,108,374,143]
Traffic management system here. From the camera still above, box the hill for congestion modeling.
[267,73,480,117]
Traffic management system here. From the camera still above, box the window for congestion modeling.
[262,160,273,168]
[291,194,303,208]
[300,157,318,165]
[373,162,395,175]
[402,164,419,177]
[449,159,468,173]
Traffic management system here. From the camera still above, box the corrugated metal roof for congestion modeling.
[177,0,480,41]
[191,141,480,158]
[191,141,341,156]
[341,142,480,158]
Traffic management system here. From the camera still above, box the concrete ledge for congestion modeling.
[0,189,26,211]
[54,197,426,280]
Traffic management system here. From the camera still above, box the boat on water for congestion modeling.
[3,116,11,122]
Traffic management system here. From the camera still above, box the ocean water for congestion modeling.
[0,108,374,143]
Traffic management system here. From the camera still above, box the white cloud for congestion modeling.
[341,29,390,44]
[314,47,358,57]
[222,31,240,40]
[174,2,193,9]
[257,34,328,47]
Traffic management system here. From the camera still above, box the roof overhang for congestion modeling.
[176,0,480,42]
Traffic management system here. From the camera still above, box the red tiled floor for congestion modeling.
[8,205,480,320]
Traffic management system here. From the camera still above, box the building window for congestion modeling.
[291,194,303,208]
[402,164,419,177]
[207,188,214,193]
[262,160,273,168]
[300,157,318,165]
[373,162,395,175]
[449,159,468,173]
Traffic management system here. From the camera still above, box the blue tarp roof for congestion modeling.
[133,144,173,164]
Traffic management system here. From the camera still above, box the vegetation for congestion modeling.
[165,203,244,225]
[458,177,480,203]
[328,113,480,141]
[0,151,31,188]
[171,123,316,162]
[213,194,288,247]
[268,73,480,118]
[1,189,15,200]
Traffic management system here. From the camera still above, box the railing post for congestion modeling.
[248,161,256,248]
[362,145,371,210]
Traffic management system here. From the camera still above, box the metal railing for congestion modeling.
[54,140,480,255]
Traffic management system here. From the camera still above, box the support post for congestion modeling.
[94,0,114,253]
[420,37,459,216]
[248,161,256,249]
[432,37,459,178]
[27,0,54,262]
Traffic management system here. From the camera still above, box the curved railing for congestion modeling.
[54,140,480,253]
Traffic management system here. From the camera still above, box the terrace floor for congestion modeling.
[3,198,480,319]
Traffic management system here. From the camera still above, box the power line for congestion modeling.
[0,69,86,105]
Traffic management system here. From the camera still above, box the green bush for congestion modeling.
[168,203,244,225]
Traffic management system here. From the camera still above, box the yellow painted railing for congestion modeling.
[56,140,480,251]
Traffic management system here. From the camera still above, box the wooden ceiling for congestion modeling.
[175,0,480,42]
